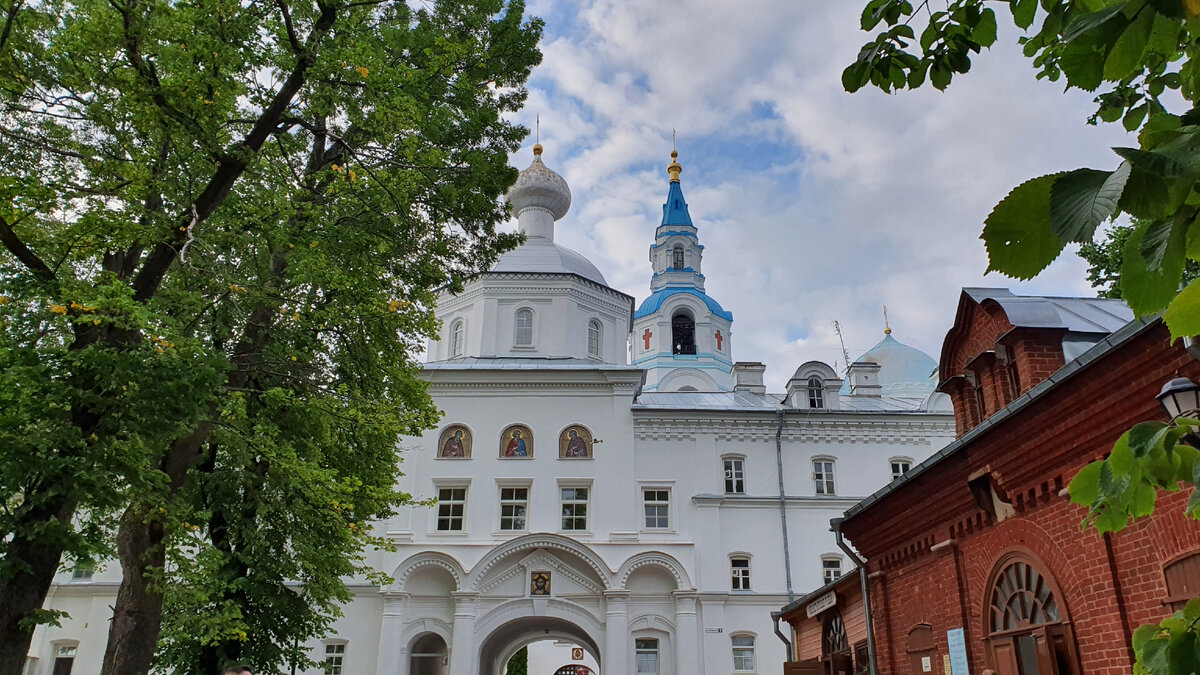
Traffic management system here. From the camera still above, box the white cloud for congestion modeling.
[512,1,1136,390]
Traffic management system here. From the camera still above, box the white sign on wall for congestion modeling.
[805,591,838,618]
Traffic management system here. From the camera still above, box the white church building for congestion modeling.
[27,146,955,675]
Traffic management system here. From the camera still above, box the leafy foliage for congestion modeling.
[845,0,1200,339]
[0,0,542,672]
[847,2,1200,673]
[505,646,528,675]
[1078,221,1200,298]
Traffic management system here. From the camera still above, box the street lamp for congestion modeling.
[1157,376,1200,420]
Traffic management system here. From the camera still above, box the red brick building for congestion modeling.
[828,289,1200,675]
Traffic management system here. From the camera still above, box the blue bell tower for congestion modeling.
[631,150,734,392]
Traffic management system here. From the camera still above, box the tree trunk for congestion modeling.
[99,504,167,675]
[0,496,76,675]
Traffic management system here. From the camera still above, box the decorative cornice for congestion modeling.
[632,415,954,442]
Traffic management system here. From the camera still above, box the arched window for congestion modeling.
[731,634,756,672]
[672,246,685,270]
[514,308,533,347]
[988,558,1060,633]
[822,610,849,657]
[587,319,602,358]
[671,312,695,355]
[450,320,464,358]
[1164,551,1200,611]
[808,377,824,408]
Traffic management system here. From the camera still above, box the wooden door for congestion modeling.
[1041,625,1080,675]
[827,653,853,675]
[988,636,1021,675]
[786,660,823,675]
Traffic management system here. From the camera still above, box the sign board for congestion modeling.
[921,656,932,672]
[704,627,723,633]
[947,628,970,675]
[805,590,838,618]
[943,654,952,675]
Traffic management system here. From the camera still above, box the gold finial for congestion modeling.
[532,114,543,155]
[667,130,682,182]
[883,306,891,334]
[533,143,543,156]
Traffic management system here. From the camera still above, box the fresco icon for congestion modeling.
[500,424,533,458]
[437,425,471,458]
[558,425,593,459]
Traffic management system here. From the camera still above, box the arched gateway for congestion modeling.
[379,534,695,675]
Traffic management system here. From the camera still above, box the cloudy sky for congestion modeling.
[505,1,1135,391]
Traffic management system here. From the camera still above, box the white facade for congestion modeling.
[27,146,955,675]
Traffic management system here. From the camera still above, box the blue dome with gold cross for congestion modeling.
[839,332,937,397]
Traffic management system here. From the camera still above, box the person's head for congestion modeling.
[222,666,252,675]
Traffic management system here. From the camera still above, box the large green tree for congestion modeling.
[845,1,1200,672]
[0,0,541,673]
[1078,221,1200,297]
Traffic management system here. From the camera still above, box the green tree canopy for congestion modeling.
[0,0,542,673]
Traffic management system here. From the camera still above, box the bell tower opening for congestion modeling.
[672,312,696,355]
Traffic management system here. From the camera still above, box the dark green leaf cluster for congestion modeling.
[1077,220,1199,298]
[1132,597,1200,675]
[0,0,544,670]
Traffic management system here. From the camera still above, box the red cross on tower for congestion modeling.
[642,328,653,350]
[715,329,723,351]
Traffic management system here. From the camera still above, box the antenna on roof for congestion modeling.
[833,321,851,376]
[536,114,540,144]
[883,305,891,335]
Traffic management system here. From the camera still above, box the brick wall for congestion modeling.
[844,321,1200,675]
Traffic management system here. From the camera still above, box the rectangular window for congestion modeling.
[731,558,751,591]
[437,487,466,531]
[500,487,529,531]
[561,487,589,531]
[732,635,756,672]
[823,558,843,585]
[723,458,745,494]
[890,460,911,480]
[813,460,836,495]
[324,643,345,675]
[71,563,94,581]
[52,646,76,675]
[635,638,659,674]
[643,489,670,529]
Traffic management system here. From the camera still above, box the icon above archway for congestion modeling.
[559,425,593,459]
[500,424,533,458]
[530,571,551,596]
[437,425,472,459]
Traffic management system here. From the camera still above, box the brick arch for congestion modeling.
[980,546,1072,638]
[939,293,1015,378]
[963,517,1085,617]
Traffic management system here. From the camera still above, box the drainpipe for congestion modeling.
[776,410,795,603]
[834,518,877,675]
[772,610,794,660]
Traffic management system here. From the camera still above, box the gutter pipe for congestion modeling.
[775,410,795,604]
[834,518,877,675]
[772,611,793,660]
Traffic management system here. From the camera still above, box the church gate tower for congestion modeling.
[632,150,734,392]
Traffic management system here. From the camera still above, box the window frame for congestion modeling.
[433,482,469,534]
[731,634,756,673]
[323,641,347,675]
[450,319,464,358]
[723,456,746,495]
[514,307,535,348]
[71,562,94,581]
[807,376,825,409]
[498,484,530,533]
[587,318,603,359]
[635,637,660,675]
[889,457,913,481]
[813,457,837,495]
[642,488,670,530]
[672,246,685,270]
[822,555,843,585]
[730,555,752,592]
[559,481,592,533]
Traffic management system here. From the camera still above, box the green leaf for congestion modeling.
[1112,429,1136,475]
[1104,7,1153,81]
[982,174,1065,279]
[1063,2,1129,43]
[1141,637,1170,675]
[1125,103,1150,132]
[1050,164,1131,243]
[973,8,998,47]
[1163,277,1200,340]
[1122,214,1187,314]
[1069,461,1106,504]
[1134,624,1160,652]
[1061,40,1107,91]
[1012,0,1038,29]
[1140,218,1177,270]
[1132,481,1157,516]
[1119,166,1172,219]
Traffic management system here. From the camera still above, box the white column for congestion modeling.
[698,593,728,675]
[448,591,479,675]
[604,590,630,675]
[376,593,409,675]
[673,591,700,675]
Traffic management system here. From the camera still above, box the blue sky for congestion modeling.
[505,1,1138,390]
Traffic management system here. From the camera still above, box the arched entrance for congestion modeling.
[409,633,449,675]
[477,616,601,675]
[983,551,1080,675]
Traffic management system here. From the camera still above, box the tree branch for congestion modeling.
[0,214,56,283]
